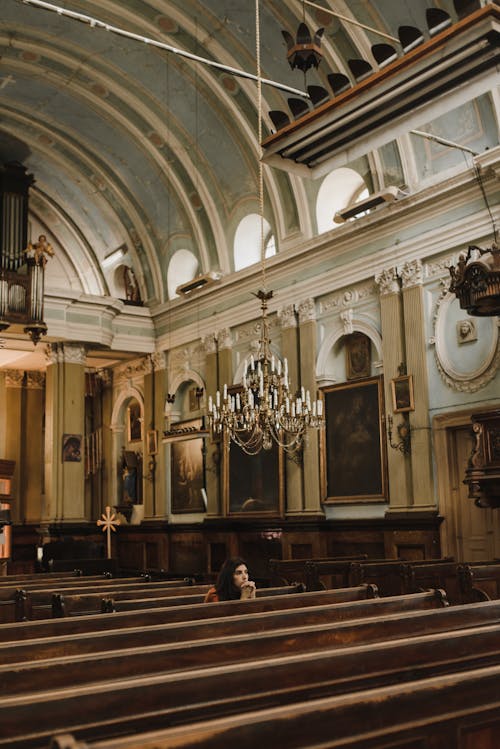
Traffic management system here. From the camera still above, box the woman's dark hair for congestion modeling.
[215,557,248,601]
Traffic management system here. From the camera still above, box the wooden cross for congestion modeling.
[97,506,120,559]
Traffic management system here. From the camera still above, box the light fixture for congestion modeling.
[334,186,405,223]
[175,271,222,296]
[207,1,325,457]
[449,243,500,316]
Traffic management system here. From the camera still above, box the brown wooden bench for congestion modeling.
[1,614,499,747]
[306,557,453,594]
[459,562,500,602]
[12,578,195,620]
[0,586,442,642]
[0,584,407,664]
[268,555,368,586]
[50,584,300,617]
[0,594,447,695]
[50,661,500,749]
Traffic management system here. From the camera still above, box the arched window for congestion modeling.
[234,214,276,271]
[167,249,199,299]
[316,168,369,234]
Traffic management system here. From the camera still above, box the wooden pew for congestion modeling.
[50,584,302,617]
[0,587,444,642]
[2,617,500,747]
[268,555,367,586]
[54,662,500,749]
[0,585,382,663]
[306,557,453,594]
[12,578,194,620]
[459,562,500,602]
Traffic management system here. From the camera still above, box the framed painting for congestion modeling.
[168,418,206,514]
[345,332,371,380]
[391,375,415,413]
[320,376,388,503]
[223,433,284,517]
[127,401,142,443]
[62,434,82,462]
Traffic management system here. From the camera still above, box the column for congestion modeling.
[375,268,413,511]
[24,372,45,523]
[143,353,166,519]
[400,260,436,511]
[44,343,86,522]
[279,304,304,514]
[298,298,323,516]
[3,370,24,522]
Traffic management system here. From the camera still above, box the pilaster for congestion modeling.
[279,304,303,514]
[44,343,86,522]
[24,371,45,522]
[298,298,323,516]
[3,370,24,522]
[400,260,436,510]
[375,268,413,511]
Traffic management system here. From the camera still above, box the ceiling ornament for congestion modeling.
[207,1,325,457]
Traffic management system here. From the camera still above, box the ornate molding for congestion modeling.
[400,259,424,289]
[202,334,217,355]
[431,279,499,392]
[26,371,45,389]
[375,267,400,296]
[46,342,86,366]
[151,352,166,372]
[217,327,232,351]
[320,281,377,313]
[278,304,297,330]
[298,297,316,324]
[341,309,354,335]
[113,356,150,381]
[4,370,24,388]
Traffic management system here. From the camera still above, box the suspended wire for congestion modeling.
[19,0,310,99]
[255,0,266,292]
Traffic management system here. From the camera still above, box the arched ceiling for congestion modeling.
[0,0,485,306]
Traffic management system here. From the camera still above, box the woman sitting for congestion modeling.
[204,557,256,602]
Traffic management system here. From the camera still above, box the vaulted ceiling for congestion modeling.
[0,0,490,310]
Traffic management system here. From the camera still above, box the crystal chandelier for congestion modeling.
[207,289,324,456]
[207,1,325,456]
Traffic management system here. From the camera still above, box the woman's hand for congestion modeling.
[240,580,256,599]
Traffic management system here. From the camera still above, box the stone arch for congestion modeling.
[316,319,383,384]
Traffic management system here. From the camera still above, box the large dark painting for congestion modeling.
[169,419,206,513]
[321,377,387,503]
[224,436,283,516]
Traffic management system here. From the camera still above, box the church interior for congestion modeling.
[0,0,500,745]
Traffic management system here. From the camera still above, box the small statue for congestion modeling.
[24,234,55,267]
[123,266,141,303]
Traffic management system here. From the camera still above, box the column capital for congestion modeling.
[400,259,424,289]
[202,334,217,355]
[375,267,400,296]
[279,304,297,330]
[150,352,167,372]
[217,327,232,351]
[4,370,24,388]
[46,342,86,365]
[26,371,45,389]
[298,297,316,325]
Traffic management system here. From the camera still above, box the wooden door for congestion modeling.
[449,425,500,561]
